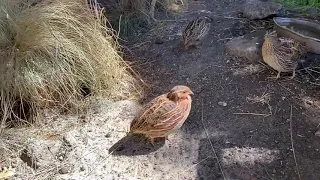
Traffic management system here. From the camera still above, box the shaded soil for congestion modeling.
[117,0,320,179]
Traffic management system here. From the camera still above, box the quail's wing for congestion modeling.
[195,18,211,40]
[274,38,300,69]
[277,37,301,57]
[183,19,197,41]
[130,94,184,132]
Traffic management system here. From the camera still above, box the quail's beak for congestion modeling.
[189,91,194,95]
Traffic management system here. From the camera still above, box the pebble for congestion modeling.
[218,101,227,107]
[105,133,111,138]
[59,167,69,174]
[80,166,86,171]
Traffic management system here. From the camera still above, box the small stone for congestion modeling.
[94,110,99,114]
[80,166,86,171]
[315,130,320,137]
[242,0,282,20]
[105,133,111,138]
[218,101,227,107]
[58,156,64,161]
[155,37,164,44]
[59,167,69,174]
[305,99,313,105]
[162,152,167,158]
[273,169,276,173]
[154,153,159,159]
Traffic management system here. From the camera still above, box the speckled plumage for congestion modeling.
[182,16,213,49]
[130,85,193,145]
[262,31,307,79]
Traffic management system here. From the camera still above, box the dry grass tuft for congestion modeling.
[0,0,142,130]
[108,0,188,37]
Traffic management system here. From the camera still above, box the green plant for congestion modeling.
[276,0,320,10]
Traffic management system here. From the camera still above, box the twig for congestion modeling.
[131,41,152,48]
[309,81,320,86]
[233,112,271,117]
[210,14,246,20]
[277,83,295,95]
[181,156,213,174]
[201,99,226,180]
[289,105,302,180]
[157,19,189,22]
[217,37,233,42]
[117,14,122,38]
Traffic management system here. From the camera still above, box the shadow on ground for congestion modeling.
[108,135,165,156]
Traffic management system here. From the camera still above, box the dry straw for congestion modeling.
[0,0,142,130]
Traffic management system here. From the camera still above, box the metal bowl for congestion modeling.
[273,17,320,54]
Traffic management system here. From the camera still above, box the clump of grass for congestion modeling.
[0,0,142,130]
[106,0,151,38]
[107,0,188,38]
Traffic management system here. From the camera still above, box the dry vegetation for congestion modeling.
[0,0,142,131]
[107,0,188,37]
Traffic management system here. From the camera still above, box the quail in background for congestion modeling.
[262,31,307,79]
[182,16,213,49]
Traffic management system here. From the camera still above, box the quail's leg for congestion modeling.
[165,135,180,144]
[267,71,281,79]
[148,137,155,146]
[195,41,202,48]
[289,70,296,79]
[276,71,281,79]
[125,127,130,135]
[164,135,173,143]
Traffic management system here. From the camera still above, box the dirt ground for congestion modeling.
[119,0,320,179]
[2,0,320,179]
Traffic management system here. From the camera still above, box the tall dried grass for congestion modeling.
[0,0,142,130]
